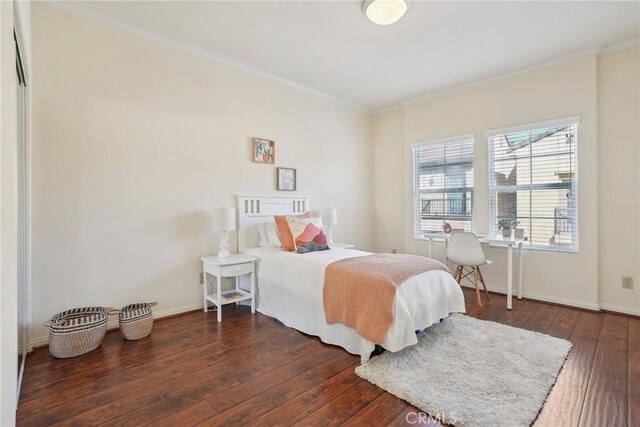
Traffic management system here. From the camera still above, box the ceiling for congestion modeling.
[64,1,640,112]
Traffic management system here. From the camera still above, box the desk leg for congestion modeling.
[250,271,256,314]
[216,275,222,322]
[202,269,208,313]
[507,245,513,310]
[518,243,523,300]
[428,238,432,258]
[445,239,449,266]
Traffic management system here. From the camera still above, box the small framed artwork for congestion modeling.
[277,167,296,191]
[252,138,275,164]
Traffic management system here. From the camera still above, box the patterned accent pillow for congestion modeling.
[275,213,311,251]
[285,216,330,254]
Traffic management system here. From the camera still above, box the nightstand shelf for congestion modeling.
[206,289,252,306]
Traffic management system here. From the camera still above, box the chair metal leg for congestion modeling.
[472,267,482,307]
[477,266,490,300]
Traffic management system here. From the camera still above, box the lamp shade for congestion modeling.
[212,207,236,231]
[324,208,338,227]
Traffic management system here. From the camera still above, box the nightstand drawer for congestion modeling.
[220,263,253,277]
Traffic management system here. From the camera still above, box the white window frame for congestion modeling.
[412,133,475,240]
[486,116,580,253]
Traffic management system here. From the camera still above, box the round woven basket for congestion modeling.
[119,302,158,340]
[45,307,120,359]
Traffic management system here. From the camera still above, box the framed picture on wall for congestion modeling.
[277,167,296,191]
[252,138,275,164]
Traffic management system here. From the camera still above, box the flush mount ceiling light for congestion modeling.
[363,0,409,26]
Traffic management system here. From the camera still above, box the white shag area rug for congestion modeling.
[355,314,571,427]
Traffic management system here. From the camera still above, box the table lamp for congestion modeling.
[212,207,236,258]
[323,208,338,243]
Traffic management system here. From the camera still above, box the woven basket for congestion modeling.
[119,302,158,340]
[45,307,120,358]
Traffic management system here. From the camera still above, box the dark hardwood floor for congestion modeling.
[18,288,639,426]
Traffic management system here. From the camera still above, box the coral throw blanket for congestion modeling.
[323,253,449,344]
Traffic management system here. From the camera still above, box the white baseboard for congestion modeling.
[599,303,640,316]
[31,301,204,349]
[460,283,601,311]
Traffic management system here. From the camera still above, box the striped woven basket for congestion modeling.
[45,307,120,359]
[119,302,158,340]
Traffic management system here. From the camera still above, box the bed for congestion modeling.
[237,196,466,362]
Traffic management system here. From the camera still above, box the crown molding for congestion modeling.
[373,103,404,116]
[601,38,640,54]
[47,1,371,114]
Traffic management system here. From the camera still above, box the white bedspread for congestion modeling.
[243,247,466,362]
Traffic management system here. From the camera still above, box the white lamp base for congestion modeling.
[326,226,335,246]
[218,233,231,258]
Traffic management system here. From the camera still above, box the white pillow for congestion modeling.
[257,221,282,248]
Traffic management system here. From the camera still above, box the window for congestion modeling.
[487,118,579,252]
[413,135,475,239]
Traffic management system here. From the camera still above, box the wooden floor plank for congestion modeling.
[523,303,561,333]
[292,378,384,426]
[202,359,358,426]
[629,318,640,427]
[459,287,480,314]
[463,288,505,318]
[59,340,329,426]
[151,401,217,427]
[17,297,638,427]
[21,308,251,391]
[543,307,581,340]
[256,367,361,425]
[503,300,544,328]
[534,311,603,426]
[578,314,629,427]
[18,316,299,419]
[482,296,525,323]
[343,393,409,426]
[23,310,223,376]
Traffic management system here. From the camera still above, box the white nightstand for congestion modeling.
[332,243,355,249]
[201,254,256,322]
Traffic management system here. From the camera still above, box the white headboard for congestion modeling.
[237,195,310,253]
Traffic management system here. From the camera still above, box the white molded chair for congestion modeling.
[446,232,491,307]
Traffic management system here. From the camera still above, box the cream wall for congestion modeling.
[373,109,405,254]
[374,48,640,314]
[30,4,374,341]
[375,54,613,311]
[597,47,640,313]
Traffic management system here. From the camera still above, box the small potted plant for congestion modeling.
[497,218,517,237]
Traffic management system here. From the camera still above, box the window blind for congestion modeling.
[488,119,578,251]
[413,135,475,239]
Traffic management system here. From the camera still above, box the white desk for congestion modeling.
[423,233,525,310]
[479,236,525,310]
